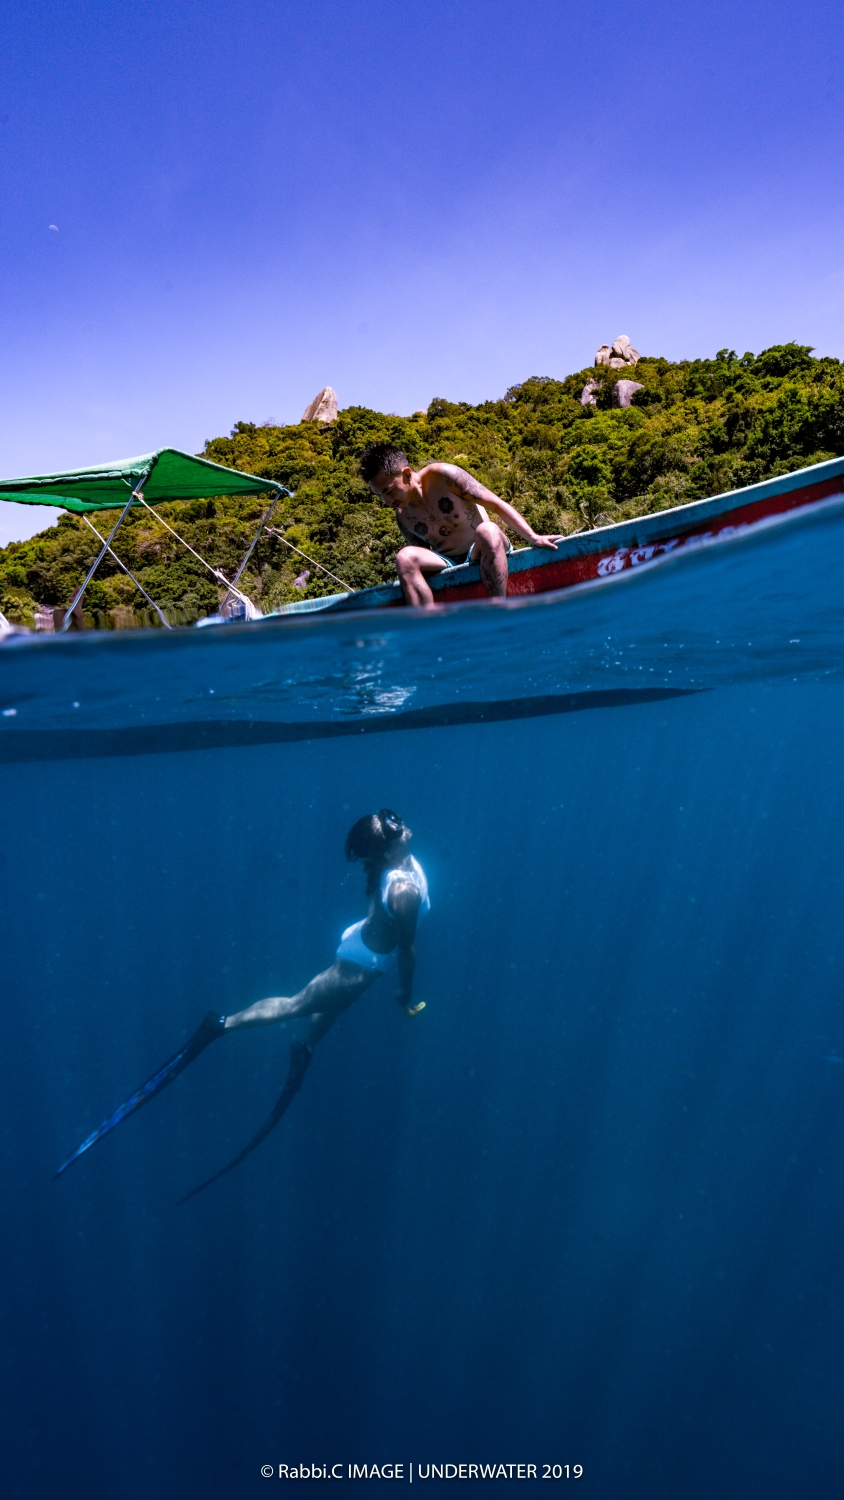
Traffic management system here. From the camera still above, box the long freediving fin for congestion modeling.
[54,1011,227,1179]
[179,1039,315,1204]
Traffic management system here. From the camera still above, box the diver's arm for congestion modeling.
[388,883,421,1010]
[396,936,416,1005]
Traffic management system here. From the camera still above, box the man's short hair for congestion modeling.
[360,444,409,484]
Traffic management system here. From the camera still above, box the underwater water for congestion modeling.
[2,498,844,1500]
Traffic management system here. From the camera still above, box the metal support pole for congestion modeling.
[60,472,150,632]
[81,515,172,629]
[219,491,284,614]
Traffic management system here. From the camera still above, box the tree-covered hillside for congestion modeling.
[2,343,843,628]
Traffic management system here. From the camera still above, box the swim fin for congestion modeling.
[54,1010,227,1179]
[179,1038,315,1204]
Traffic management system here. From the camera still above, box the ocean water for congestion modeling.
[2,499,844,1500]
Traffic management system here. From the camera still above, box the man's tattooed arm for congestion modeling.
[438,464,499,506]
[435,463,565,550]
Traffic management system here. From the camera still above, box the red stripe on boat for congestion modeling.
[429,472,844,605]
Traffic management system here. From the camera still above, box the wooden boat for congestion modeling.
[2,448,842,630]
[272,454,844,617]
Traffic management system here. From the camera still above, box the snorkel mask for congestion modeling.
[378,809,407,842]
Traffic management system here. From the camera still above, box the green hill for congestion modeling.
[2,343,842,628]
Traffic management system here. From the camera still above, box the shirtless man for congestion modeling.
[360,442,564,604]
[55,810,428,1199]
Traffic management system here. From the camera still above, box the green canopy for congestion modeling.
[0,447,283,514]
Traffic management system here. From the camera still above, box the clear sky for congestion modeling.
[1,0,843,544]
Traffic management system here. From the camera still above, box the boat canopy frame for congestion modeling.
[0,447,292,630]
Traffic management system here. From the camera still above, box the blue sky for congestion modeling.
[1,0,843,543]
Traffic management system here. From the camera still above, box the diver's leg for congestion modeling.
[54,1010,227,1178]
[471,520,509,598]
[395,546,451,606]
[224,960,375,1031]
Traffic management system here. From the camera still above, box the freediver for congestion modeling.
[54,810,429,1198]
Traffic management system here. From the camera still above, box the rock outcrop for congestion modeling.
[613,379,644,408]
[301,386,339,423]
[595,335,641,369]
[580,346,644,407]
